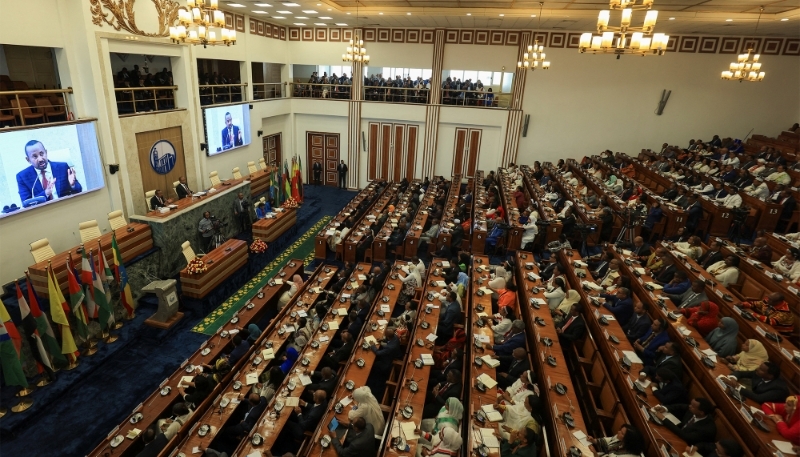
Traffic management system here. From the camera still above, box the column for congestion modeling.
[501,31,532,166]
[421,29,446,179]
[346,28,365,189]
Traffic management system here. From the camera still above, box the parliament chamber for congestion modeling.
[0,1,799,457]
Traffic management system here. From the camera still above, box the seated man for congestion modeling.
[497,348,531,390]
[633,318,670,366]
[601,287,633,326]
[423,369,463,418]
[221,393,266,440]
[653,398,717,450]
[662,270,692,295]
[740,292,794,333]
[643,341,683,380]
[674,236,704,260]
[492,320,526,356]
[556,303,586,344]
[331,417,376,457]
[723,361,790,403]
[622,302,652,343]
[666,279,707,310]
[748,237,773,264]
[284,390,328,442]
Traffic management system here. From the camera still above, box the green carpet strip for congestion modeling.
[192,216,331,335]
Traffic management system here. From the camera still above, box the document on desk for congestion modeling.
[645,282,664,290]
[246,373,259,385]
[284,397,300,407]
[328,321,339,330]
[391,421,420,439]
[701,348,717,362]
[421,354,435,366]
[650,407,680,425]
[772,440,797,455]
[298,374,313,386]
[337,308,348,316]
[621,351,643,364]
[480,428,500,448]
[477,373,498,389]
[601,314,616,321]
[481,405,504,422]
[481,355,501,368]
[364,335,378,345]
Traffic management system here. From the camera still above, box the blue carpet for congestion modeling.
[0,184,356,457]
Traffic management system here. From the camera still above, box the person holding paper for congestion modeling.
[159,403,193,440]
[423,370,463,419]
[284,390,328,442]
[255,366,286,403]
[495,394,543,442]
[366,328,401,397]
[320,331,354,371]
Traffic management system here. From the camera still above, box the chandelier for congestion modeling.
[169,0,237,47]
[342,2,369,63]
[518,3,551,71]
[721,7,765,82]
[579,0,669,57]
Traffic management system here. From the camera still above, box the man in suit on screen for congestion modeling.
[221,111,243,150]
[16,140,82,203]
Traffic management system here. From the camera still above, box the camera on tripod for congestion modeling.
[731,206,749,222]
[575,223,597,234]
[210,215,229,233]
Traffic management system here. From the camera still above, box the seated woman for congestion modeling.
[724,339,768,373]
[279,346,300,374]
[705,317,739,357]
[348,386,386,434]
[433,328,466,368]
[682,301,720,337]
[544,277,567,311]
[587,424,646,457]
[418,398,463,450]
[706,256,740,287]
[256,366,286,404]
[492,306,515,344]
[498,426,538,457]
[158,402,193,440]
[495,394,542,441]
[762,396,799,445]
[419,427,463,457]
[773,248,800,281]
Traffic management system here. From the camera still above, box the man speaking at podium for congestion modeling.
[221,112,243,150]
[16,140,82,203]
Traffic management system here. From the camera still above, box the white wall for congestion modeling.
[360,102,428,187]
[517,47,800,165]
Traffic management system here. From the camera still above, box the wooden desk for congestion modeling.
[142,177,247,219]
[248,168,272,198]
[345,184,399,263]
[27,222,153,299]
[252,207,297,243]
[519,167,563,244]
[170,265,338,456]
[610,247,780,457]
[436,175,462,249]
[179,239,248,299]
[497,170,524,250]
[560,249,699,457]
[234,262,372,457]
[87,259,304,457]
[471,171,488,254]
[371,182,419,263]
[315,182,382,259]
[514,252,591,456]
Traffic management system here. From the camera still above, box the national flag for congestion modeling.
[93,249,115,329]
[17,282,53,372]
[112,233,135,319]
[81,249,98,318]
[66,259,90,340]
[48,266,79,357]
[25,278,66,367]
[291,156,300,201]
[0,320,28,388]
[297,155,304,202]
[0,301,22,356]
[283,159,291,201]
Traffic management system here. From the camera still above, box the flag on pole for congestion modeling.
[0,301,22,357]
[112,233,135,319]
[17,282,53,373]
[66,258,90,340]
[283,159,291,201]
[25,278,66,367]
[297,155,304,202]
[81,249,98,319]
[93,250,115,329]
[47,266,79,357]
[291,156,300,201]
[0,320,28,388]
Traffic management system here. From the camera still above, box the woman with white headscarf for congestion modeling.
[544,277,567,311]
[328,229,342,251]
[424,427,463,457]
[497,394,540,440]
[400,263,422,306]
[348,386,385,434]
[492,306,515,343]
[417,398,464,457]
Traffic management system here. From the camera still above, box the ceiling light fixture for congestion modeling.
[252,10,268,14]
[579,0,668,58]
[342,1,369,64]
[254,2,272,6]
[781,18,788,21]
[282,2,300,6]
[296,16,308,19]
[273,16,285,19]
[294,22,306,25]
[407,12,411,15]
[227,3,244,7]
[722,7,765,82]
[499,14,505,16]
[379,12,383,15]
[466,13,472,16]
[276,10,292,14]
[170,0,236,47]
[519,3,551,71]
[668,17,675,20]
[531,14,536,17]
[302,10,317,14]
[335,22,347,25]
[315,22,326,25]
[319,16,332,19]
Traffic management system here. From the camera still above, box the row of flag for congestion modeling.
[267,156,304,205]
[0,233,135,390]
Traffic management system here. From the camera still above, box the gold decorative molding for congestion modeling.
[90,0,179,37]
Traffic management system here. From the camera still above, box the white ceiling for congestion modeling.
[223,0,800,37]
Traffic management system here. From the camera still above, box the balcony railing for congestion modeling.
[199,83,247,106]
[290,82,351,100]
[364,85,430,104]
[253,82,285,100]
[0,88,73,127]
[114,86,178,115]
[441,88,510,108]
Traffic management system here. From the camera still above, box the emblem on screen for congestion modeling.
[150,140,177,174]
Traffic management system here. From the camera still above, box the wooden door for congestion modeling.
[307,132,340,187]
[452,128,481,178]
[368,123,418,182]
[263,133,282,168]
[135,126,187,209]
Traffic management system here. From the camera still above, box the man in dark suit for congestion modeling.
[622,302,652,343]
[16,140,82,203]
[685,195,704,235]
[366,328,402,397]
[698,241,724,270]
[724,361,790,403]
[303,367,338,399]
[286,389,327,441]
[221,393,267,440]
[423,369,462,418]
[557,303,586,343]
[666,279,707,310]
[337,160,348,189]
[656,397,717,446]
[320,331,353,370]
[312,161,323,185]
[631,236,652,259]
[653,256,677,285]
[497,347,530,389]
[175,176,193,199]
[135,426,168,457]
[777,190,796,233]
[331,417,376,457]
[221,112,243,150]
[644,341,683,380]
[150,189,170,210]
[429,347,464,388]
[492,320,526,356]
[601,287,634,326]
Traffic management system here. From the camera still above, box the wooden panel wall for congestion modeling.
[135,126,187,202]
[367,122,419,182]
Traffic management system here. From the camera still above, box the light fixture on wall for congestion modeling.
[578,0,669,58]
[721,7,765,82]
[169,0,237,47]
[342,1,369,63]
[518,3,551,71]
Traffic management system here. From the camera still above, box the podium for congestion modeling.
[141,279,183,329]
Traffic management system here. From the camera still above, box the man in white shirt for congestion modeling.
[722,150,740,168]
[767,165,791,186]
[721,191,743,209]
[746,181,770,200]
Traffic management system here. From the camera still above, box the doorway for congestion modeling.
[307,132,340,187]
[263,133,282,168]
[452,128,482,178]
